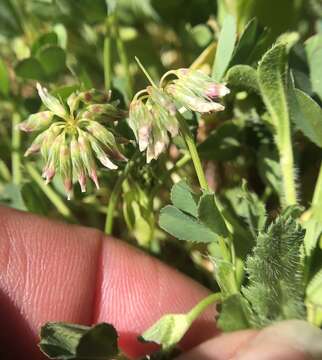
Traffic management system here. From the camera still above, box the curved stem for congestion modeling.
[176,112,209,190]
[187,292,221,323]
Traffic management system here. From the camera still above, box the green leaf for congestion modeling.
[0,57,10,96]
[257,144,282,196]
[243,207,306,327]
[159,205,216,243]
[31,32,58,55]
[226,65,260,94]
[15,57,46,81]
[229,18,260,66]
[212,15,237,81]
[198,192,229,238]
[289,88,322,148]
[305,34,322,100]
[140,314,190,351]
[39,322,119,360]
[303,217,322,258]
[217,294,252,332]
[170,181,199,217]
[37,46,66,79]
[240,181,266,239]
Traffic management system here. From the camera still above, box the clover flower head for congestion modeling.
[20,84,126,199]
[129,68,229,163]
[165,68,230,113]
[128,86,179,163]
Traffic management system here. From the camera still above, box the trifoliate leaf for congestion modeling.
[140,314,191,351]
[217,294,252,332]
[243,207,306,327]
[39,322,119,359]
[159,182,230,243]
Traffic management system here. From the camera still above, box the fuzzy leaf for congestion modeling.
[212,15,237,81]
[217,294,252,332]
[39,322,119,359]
[226,65,260,94]
[243,207,306,327]
[290,88,322,148]
[258,33,298,148]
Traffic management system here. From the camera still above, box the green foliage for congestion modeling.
[243,207,306,327]
[305,34,322,100]
[159,181,228,243]
[226,65,260,94]
[39,322,119,359]
[290,88,322,148]
[212,15,237,81]
[217,294,252,331]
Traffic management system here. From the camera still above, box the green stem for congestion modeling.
[176,113,209,190]
[114,18,133,101]
[103,18,112,91]
[104,154,137,234]
[104,173,125,235]
[187,292,221,323]
[12,113,21,185]
[26,162,75,221]
[135,56,157,88]
[312,162,322,208]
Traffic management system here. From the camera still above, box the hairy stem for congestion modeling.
[12,113,21,185]
[176,113,209,190]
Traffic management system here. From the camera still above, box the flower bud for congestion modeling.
[36,83,67,119]
[79,89,111,104]
[59,139,73,200]
[24,131,47,156]
[81,104,125,122]
[88,134,118,170]
[19,111,54,132]
[78,132,100,189]
[70,136,87,192]
[42,134,63,184]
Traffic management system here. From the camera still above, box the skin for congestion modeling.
[0,206,317,360]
